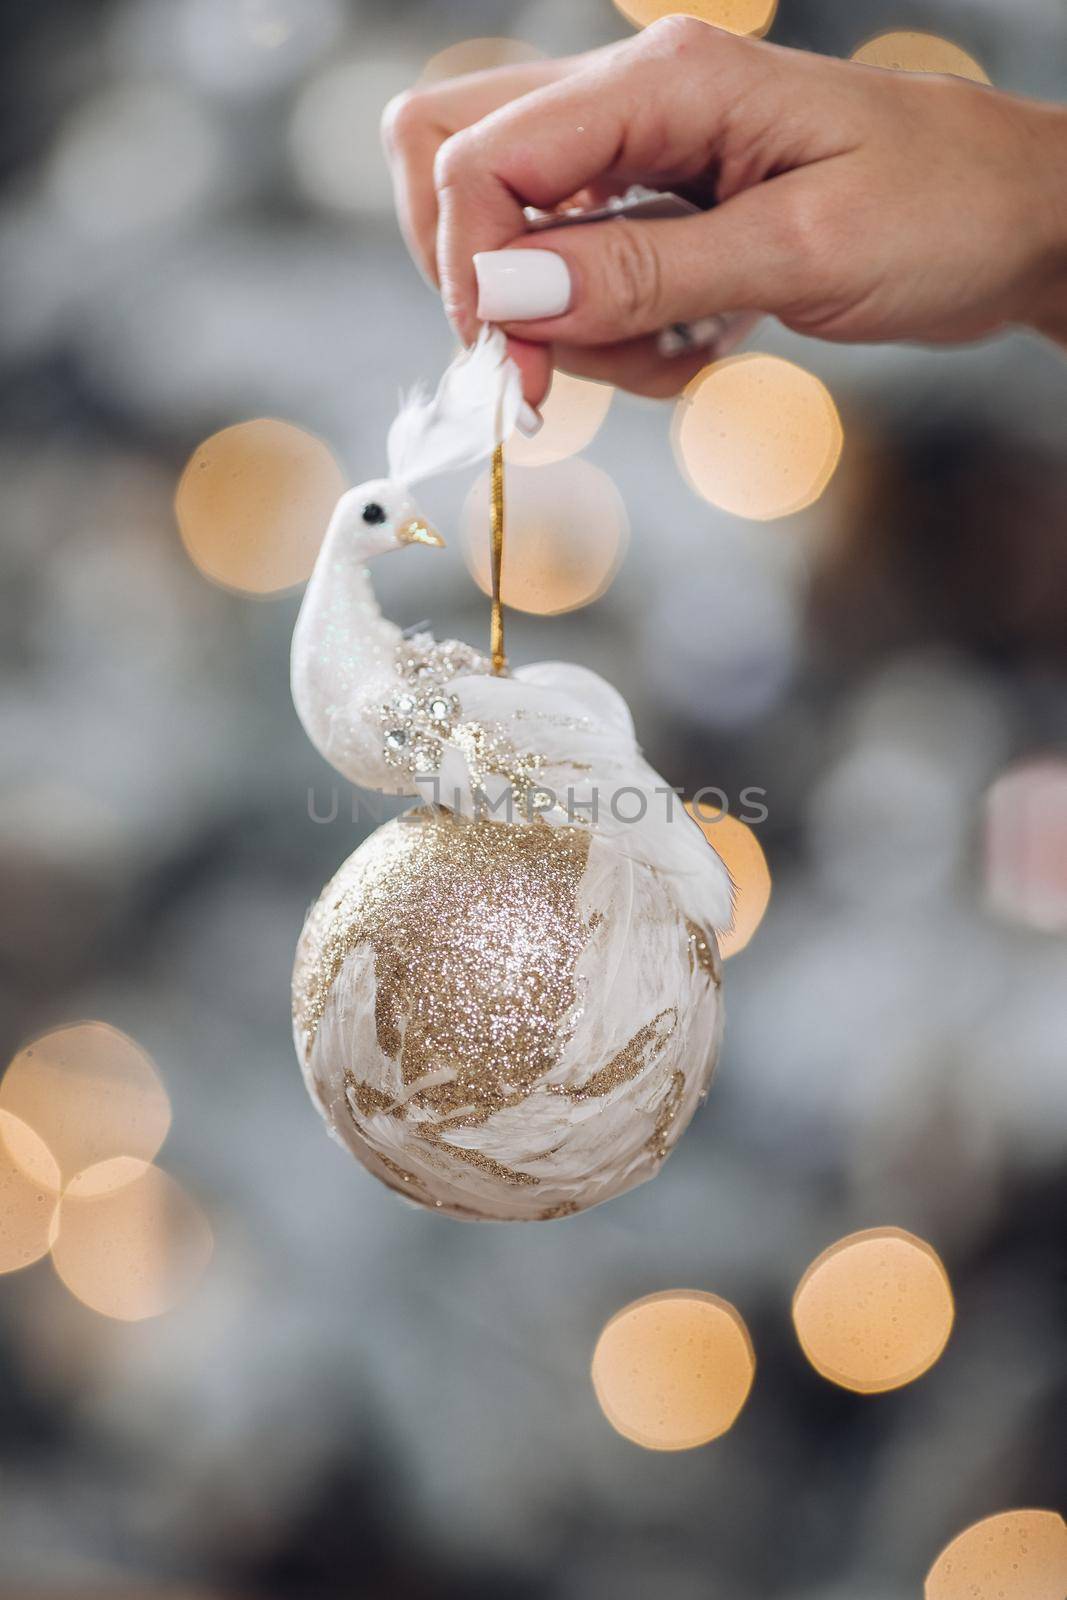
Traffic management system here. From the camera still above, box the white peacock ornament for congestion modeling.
[290,329,732,1221]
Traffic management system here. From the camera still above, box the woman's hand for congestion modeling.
[382,17,1067,404]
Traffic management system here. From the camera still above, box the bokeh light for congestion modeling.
[290,56,416,213]
[506,372,614,468]
[851,31,990,83]
[984,759,1067,932]
[419,37,545,84]
[462,458,628,615]
[592,1290,755,1450]
[50,1158,213,1322]
[0,1023,171,1186]
[175,418,345,595]
[613,0,778,40]
[686,806,771,958]
[672,355,843,520]
[925,1510,1067,1600]
[793,1227,954,1394]
[0,1111,61,1274]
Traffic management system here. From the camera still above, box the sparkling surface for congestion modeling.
[292,809,723,1220]
[293,808,593,1094]
[372,633,492,781]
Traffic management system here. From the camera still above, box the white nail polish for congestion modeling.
[474,249,572,322]
[516,401,544,437]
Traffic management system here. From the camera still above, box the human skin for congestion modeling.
[381,17,1067,404]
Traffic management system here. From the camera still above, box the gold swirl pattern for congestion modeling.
[292,808,724,1220]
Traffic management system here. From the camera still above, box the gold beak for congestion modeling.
[397,517,445,549]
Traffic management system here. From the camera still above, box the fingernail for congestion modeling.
[517,401,543,437]
[474,249,572,322]
[656,315,728,359]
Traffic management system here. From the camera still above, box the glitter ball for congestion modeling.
[393,692,416,716]
[384,728,407,751]
[292,807,724,1221]
[428,696,453,722]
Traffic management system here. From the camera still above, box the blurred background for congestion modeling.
[1,0,1065,1596]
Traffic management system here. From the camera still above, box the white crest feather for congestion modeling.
[386,325,522,488]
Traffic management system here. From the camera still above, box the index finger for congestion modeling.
[433,19,754,343]
[382,57,574,288]
[433,64,629,343]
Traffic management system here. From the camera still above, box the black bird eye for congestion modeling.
[361,501,386,525]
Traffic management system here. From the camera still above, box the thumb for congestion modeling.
[473,188,810,348]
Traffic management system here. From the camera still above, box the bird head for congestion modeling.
[335,478,445,560]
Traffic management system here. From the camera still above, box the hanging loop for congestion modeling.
[489,443,507,675]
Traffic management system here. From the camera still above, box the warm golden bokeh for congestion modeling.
[851,30,990,83]
[984,760,1067,932]
[175,418,345,595]
[673,355,843,520]
[0,1022,171,1186]
[925,1510,1067,1600]
[592,1290,755,1450]
[51,1159,213,1321]
[506,372,614,468]
[462,458,628,615]
[675,356,844,518]
[613,0,778,40]
[686,806,771,958]
[418,37,545,84]
[0,1111,61,1274]
[793,1227,954,1394]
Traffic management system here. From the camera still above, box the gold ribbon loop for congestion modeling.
[489,443,506,675]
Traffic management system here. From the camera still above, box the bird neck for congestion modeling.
[291,510,404,762]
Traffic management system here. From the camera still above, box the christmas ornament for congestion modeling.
[290,328,731,1220]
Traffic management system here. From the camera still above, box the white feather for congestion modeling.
[387,325,522,487]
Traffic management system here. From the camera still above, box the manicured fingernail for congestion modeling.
[517,401,543,437]
[474,249,572,321]
[657,315,728,359]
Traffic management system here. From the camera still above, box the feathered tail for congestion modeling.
[387,326,522,487]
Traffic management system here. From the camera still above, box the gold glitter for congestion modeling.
[450,719,544,801]
[344,1072,401,1120]
[686,919,722,984]
[293,801,726,1217]
[549,1009,677,1101]
[419,1133,540,1187]
[370,634,491,779]
[646,1069,686,1160]
[293,807,595,1118]
[348,1116,430,1198]
[374,1150,421,1188]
